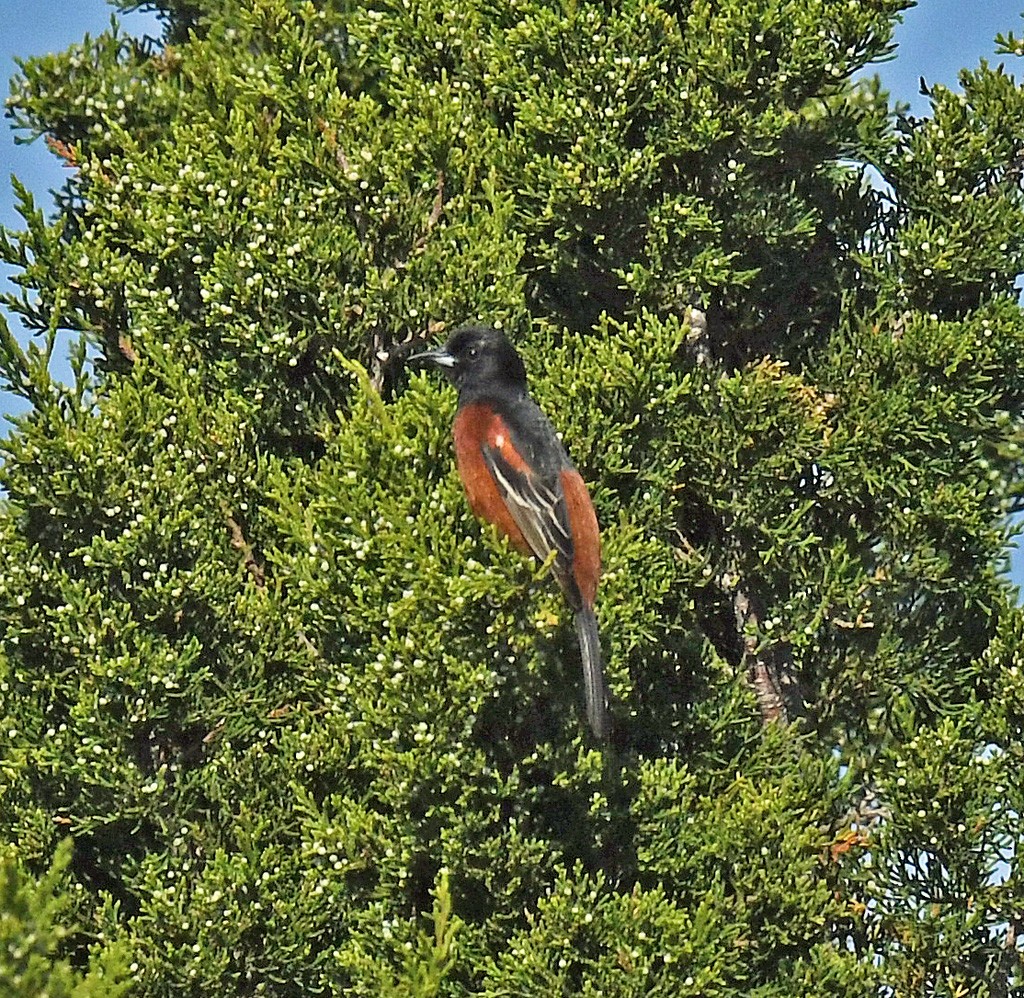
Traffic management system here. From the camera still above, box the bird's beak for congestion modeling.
[408,347,456,369]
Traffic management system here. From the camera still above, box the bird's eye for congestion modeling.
[467,345,478,358]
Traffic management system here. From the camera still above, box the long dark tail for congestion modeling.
[574,604,609,740]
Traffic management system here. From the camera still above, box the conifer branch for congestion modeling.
[731,586,802,725]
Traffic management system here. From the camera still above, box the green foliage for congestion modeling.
[2,0,1023,994]
[0,839,132,997]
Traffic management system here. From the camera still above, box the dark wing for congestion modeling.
[481,443,574,572]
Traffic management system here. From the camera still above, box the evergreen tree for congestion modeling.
[2,0,1023,993]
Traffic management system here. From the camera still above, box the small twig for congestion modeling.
[202,718,225,744]
[224,509,265,588]
[117,333,138,364]
[731,586,801,724]
[425,170,445,232]
[297,629,320,658]
[411,170,446,253]
[45,135,78,168]
[683,306,712,368]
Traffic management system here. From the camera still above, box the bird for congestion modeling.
[411,325,610,739]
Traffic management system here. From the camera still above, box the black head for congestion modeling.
[410,325,527,398]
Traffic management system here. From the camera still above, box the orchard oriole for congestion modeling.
[412,326,609,739]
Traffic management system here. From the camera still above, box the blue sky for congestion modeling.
[2,1,1024,577]
[884,0,1023,113]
